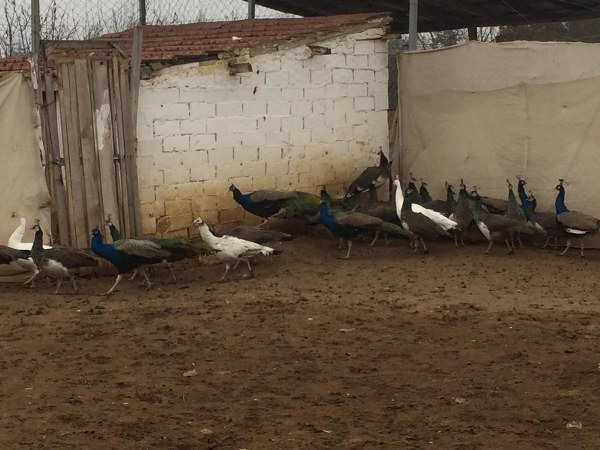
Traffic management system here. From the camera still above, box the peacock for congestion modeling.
[319,196,409,259]
[192,217,281,281]
[527,191,565,249]
[422,182,456,216]
[448,179,474,247]
[419,179,433,204]
[345,147,391,196]
[229,184,320,227]
[214,225,293,245]
[8,217,52,251]
[28,222,98,294]
[506,179,529,248]
[470,189,533,254]
[353,181,401,246]
[554,179,600,256]
[394,177,459,253]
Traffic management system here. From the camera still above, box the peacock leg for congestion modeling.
[461,233,466,247]
[483,240,493,254]
[141,269,153,291]
[71,275,79,294]
[220,263,231,282]
[517,233,524,249]
[420,238,428,254]
[53,278,63,295]
[102,274,123,295]
[560,238,571,255]
[258,218,269,229]
[510,233,516,249]
[24,269,40,288]
[553,237,559,249]
[454,232,459,248]
[337,238,343,250]
[339,240,352,259]
[505,238,514,255]
[232,260,242,270]
[245,259,253,278]
[542,236,550,248]
[369,230,380,247]
[579,238,585,257]
[384,233,389,245]
[129,270,138,281]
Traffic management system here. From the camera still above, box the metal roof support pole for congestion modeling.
[139,0,146,26]
[248,0,256,19]
[408,0,418,50]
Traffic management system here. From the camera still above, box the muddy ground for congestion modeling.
[1,226,600,450]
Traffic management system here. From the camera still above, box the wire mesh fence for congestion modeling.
[0,0,294,57]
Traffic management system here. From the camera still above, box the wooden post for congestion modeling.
[408,0,418,51]
[248,0,256,19]
[31,0,40,55]
[139,0,146,26]
[468,27,478,41]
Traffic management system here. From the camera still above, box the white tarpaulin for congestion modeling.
[396,41,600,228]
[0,73,51,276]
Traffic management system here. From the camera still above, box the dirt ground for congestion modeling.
[1,226,600,450]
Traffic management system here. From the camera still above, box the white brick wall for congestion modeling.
[136,27,390,233]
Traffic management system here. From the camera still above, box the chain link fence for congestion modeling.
[0,0,293,57]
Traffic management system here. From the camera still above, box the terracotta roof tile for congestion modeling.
[0,13,390,75]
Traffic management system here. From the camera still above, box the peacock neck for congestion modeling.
[198,223,220,248]
[394,183,404,218]
[30,229,45,266]
[517,182,528,206]
[446,188,455,204]
[231,187,246,206]
[555,187,568,214]
[471,198,483,220]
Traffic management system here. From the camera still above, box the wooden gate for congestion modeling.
[40,41,140,248]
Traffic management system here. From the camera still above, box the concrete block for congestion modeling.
[256,87,282,102]
[177,182,200,200]
[217,162,246,179]
[193,209,219,227]
[303,86,326,100]
[163,165,191,185]
[282,87,303,101]
[346,110,368,126]
[298,172,315,187]
[332,68,353,84]
[266,159,290,176]
[242,101,267,116]
[165,199,192,216]
[368,53,388,70]
[139,170,164,188]
[201,179,232,197]
[322,53,347,70]
[346,54,369,69]
[353,124,371,141]
[302,55,326,71]
[179,87,207,103]
[163,135,190,153]
[251,175,278,191]
[159,103,189,120]
[239,72,265,87]
[257,116,281,133]
[234,147,259,162]
[276,174,299,190]
[192,195,218,214]
[219,207,245,224]
[258,146,282,162]
[190,133,216,150]
[354,40,375,55]
[265,71,289,88]
[334,126,354,141]
[139,187,156,204]
[137,138,163,157]
[138,87,179,106]
[322,86,347,100]
[137,121,154,140]
[289,130,311,146]
[181,118,207,135]
[375,69,388,83]
[325,110,347,128]
[190,164,216,182]
[267,102,291,116]
[217,102,243,117]
[206,117,229,134]
[154,120,180,137]
[208,148,233,165]
[255,55,281,72]
[265,132,290,147]
[227,176,253,192]
[289,157,311,174]
[311,127,336,143]
[374,94,389,111]
[310,70,332,86]
[190,102,216,119]
[312,100,334,115]
[334,97,354,113]
[347,83,368,97]
[216,132,243,147]
[291,101,312,116]
[230,117,258,133]
[183,149,209,167]
[240,161,267,178]
[355,96,375,112]
[289,69,311,86]
[281,116,304,133]
[141,215,157,235]
[168,212,194,232]
[354,69,375,83]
